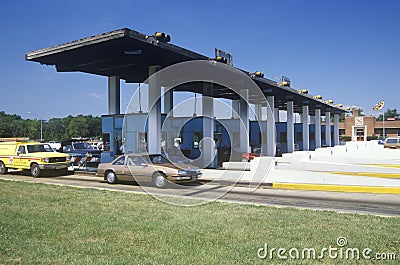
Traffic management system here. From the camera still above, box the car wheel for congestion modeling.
[30,164,41,178]
[0,161,7,174]
[105,171,118,184]
[152,172,167,189]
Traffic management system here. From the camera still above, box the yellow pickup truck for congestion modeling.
[0,141,70,177]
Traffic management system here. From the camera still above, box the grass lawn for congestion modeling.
[0,180,399,264]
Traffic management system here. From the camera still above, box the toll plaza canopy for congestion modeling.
[26,28,346,115]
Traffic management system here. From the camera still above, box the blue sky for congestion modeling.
[0,0,399,119]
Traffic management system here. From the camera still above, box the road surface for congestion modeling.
[1,172,399,217]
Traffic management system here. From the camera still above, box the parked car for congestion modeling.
[97,153,202,188]
[384,137,400,149]
[61,140,102,167]
[242,148,262,162]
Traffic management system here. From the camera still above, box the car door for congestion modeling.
[126,155,154,184]
[13,145,27,168]
[111,156,131,181]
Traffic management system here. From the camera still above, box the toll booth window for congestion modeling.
[321,133,326,140]
[193,132,202,149]
[296,132,303,142]
[138,132,147,152]
[103,133,110,151]
[280,132,287,143]
[310,133,315,141]
[214,133,222,147]
[112,156,126,165]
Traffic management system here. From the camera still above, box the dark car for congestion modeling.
[61,140,102,167]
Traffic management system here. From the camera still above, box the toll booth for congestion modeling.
[101,114,124,163]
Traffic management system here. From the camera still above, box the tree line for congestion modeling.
[0,111,102,141]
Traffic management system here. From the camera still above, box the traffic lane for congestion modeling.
[1,173,400,217]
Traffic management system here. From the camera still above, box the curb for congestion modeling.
[199,178,273,188]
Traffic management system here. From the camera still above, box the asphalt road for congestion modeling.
[1,172,400,217]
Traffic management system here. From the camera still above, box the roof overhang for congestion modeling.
[26,28,346,115]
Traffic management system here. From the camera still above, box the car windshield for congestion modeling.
[73,142,92,150]
[27,144,53,153]
[146,154,170,164]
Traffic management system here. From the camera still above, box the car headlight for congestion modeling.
[43,158,49,163]
[178,170,187,175]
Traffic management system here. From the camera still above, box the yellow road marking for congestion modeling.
[273,183,400,194]
[364,164,400,169]
[325,171,400,179]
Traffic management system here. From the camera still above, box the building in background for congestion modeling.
[339,109,400,141]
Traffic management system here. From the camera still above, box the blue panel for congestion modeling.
[309,124,316,150]
[321,125,326,146]
[294,123,303,150]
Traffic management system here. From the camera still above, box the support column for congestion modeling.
[202,83,215,168]
[287,101,295,153]
[108,76,120,115]
[255,104,263,121]
[266,96,276,156]
[163,88,174,149]
[231,100,240,119]
[315,109,321,148]
[325,111,331,147]
[148,66,161,154]
[274,108,279,122]
[164,88,173,116]
[334,113,340,146]
[302,105,309,151]
[239,89,250,154]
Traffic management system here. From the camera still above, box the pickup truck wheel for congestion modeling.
[105,171,118,184]
[30,164,41,178]
[0,161,7,174]
[152,172,167,189]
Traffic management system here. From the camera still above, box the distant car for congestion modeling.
[97,154,202,188]
[242,148,261,162]
[48,141,61,151]
[384,137,400,149]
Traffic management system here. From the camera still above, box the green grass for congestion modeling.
[0,180,399,264]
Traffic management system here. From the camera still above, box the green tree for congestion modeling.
[68,115,89,138]
[376,108,399,121]
[0,111,102,141]
[352,108,365,116]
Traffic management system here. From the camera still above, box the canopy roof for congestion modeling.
[26,28,345,115]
